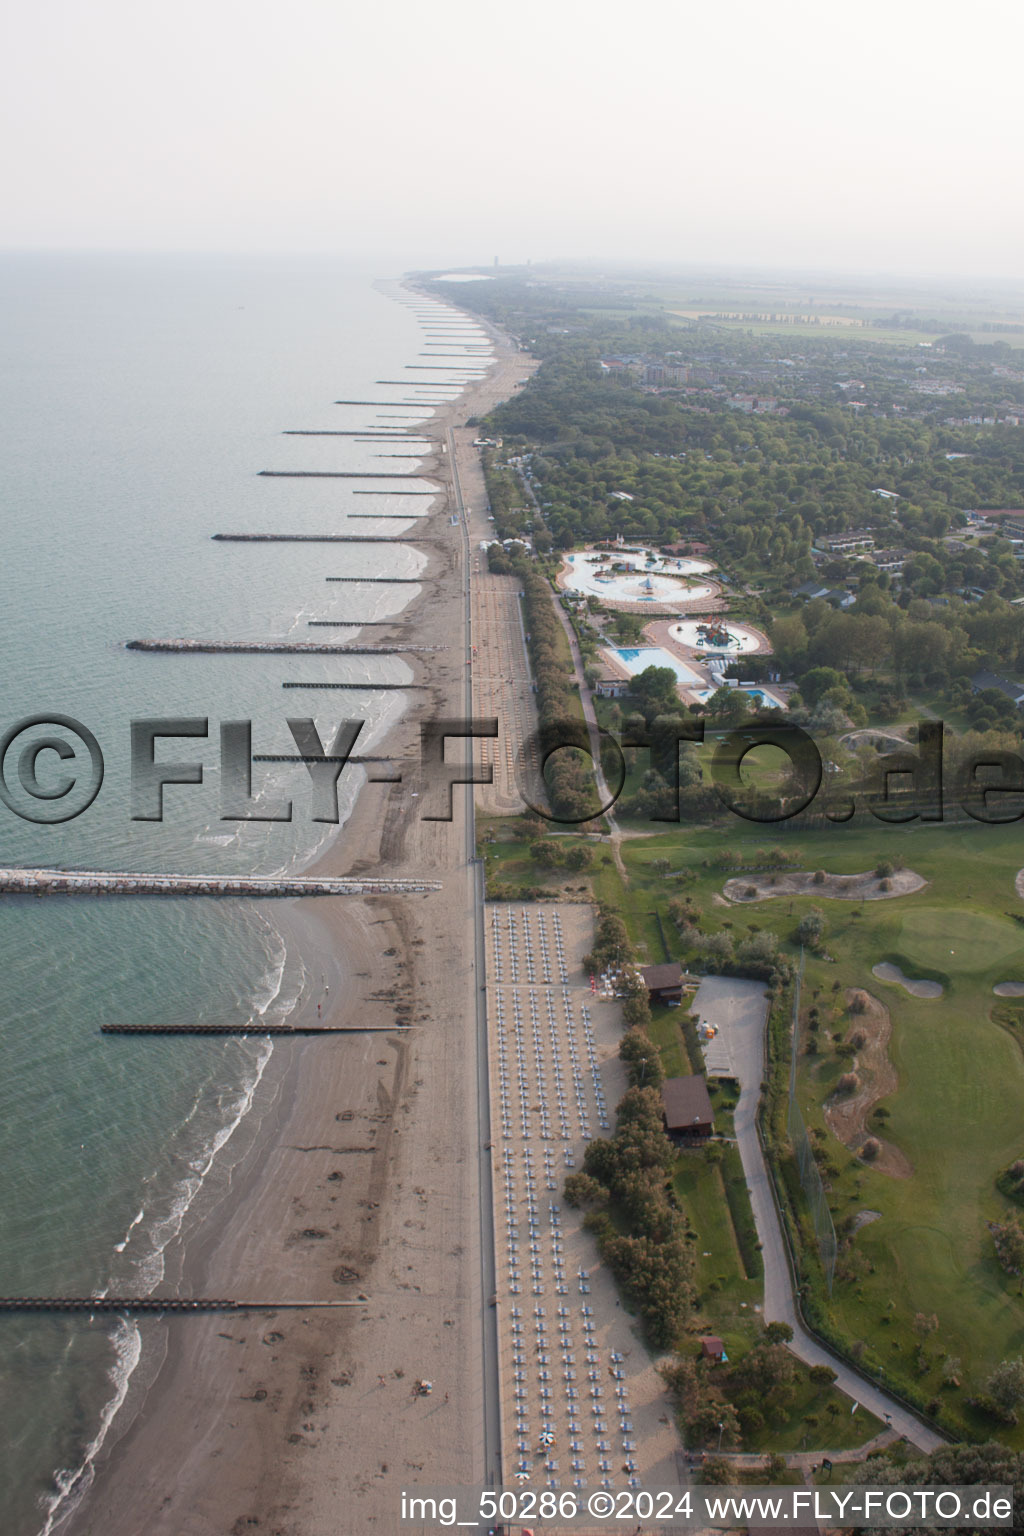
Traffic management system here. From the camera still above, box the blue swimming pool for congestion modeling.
[614,647,703,686]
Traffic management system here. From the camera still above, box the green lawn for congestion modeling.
[893,906,1024,981]
[609,813,1024,1441]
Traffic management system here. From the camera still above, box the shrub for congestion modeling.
[797,908,825,946]
[764,1321,793,1343]
[875,859,894,879]
[860,1137,881,1161]
[813,869,827,885]
[837,1072,859,1095]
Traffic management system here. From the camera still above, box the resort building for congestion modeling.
[661,1075,715,1142]
[639,962,685,1005]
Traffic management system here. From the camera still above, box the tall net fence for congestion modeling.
[786,950,837,1294]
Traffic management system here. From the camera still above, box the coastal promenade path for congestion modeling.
[691,977,944,1455]
[452,347,540,819]
[471,565,538,814]
[451,416,503,1498]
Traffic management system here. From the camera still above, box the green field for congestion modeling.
[892,907,1024,981]
[608,814,1024,1441]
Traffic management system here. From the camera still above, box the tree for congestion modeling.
[689,1399,741,1452]
[798,666,848,705]
[797,908,826,947]
[659,1356,701,1416]
[699,1455,734,1484]
[764,1320,794,1343]
[994,1215,1024,1292]
[706,686,752,726]
[622,992,652,1030]
[769,614,808,671]
[563,1172,609,1209]
[619,1027,664,1087]
[631,664,681,715]
[988,1357,1024,1413]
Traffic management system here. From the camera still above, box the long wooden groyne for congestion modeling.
[282,431,433,439]
[324,576,420,584]
[282,681,425,689]
[0,870,441,897]
[351,490,434,496]
[212,534,430,543]
[125,640,443,653]
[0,1297,368,1314]
[257,471,437,480]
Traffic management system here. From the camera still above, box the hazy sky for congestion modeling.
[2,0,1021,281]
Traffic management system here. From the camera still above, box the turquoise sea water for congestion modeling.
[0,255,469,1532]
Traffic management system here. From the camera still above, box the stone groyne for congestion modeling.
[125,639,443,653]
[0,869,441,897]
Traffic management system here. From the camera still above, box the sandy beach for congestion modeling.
[63,289,536,1536]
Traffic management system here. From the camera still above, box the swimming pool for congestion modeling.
[613,646,704,686]
[691,684,787,709]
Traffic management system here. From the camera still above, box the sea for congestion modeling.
[0,253,487,1533]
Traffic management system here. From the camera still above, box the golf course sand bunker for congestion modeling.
[724,868,926,902]
[994,982,1024,997]
[872,962,943,999]
[824,990,912,1178]
[1015,869,1024,901]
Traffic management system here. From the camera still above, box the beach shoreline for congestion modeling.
[58,281,534,1536]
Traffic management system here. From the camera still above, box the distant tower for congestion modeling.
[494,255,499,267]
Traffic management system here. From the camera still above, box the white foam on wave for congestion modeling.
[35,1028,275,1535]
[37,1315,142,1536]
[113,1208,144,1254]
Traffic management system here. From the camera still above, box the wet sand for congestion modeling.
[63,289,534,1536]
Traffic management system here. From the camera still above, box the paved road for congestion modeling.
[691,977,944,1455]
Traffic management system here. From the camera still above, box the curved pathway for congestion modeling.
[693,976,944,1455]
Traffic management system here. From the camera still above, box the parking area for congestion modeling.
[689,975,769,1081]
